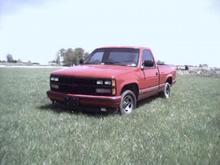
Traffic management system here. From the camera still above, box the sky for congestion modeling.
[0,0,220,66]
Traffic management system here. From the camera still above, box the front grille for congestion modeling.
[50,77,112,96]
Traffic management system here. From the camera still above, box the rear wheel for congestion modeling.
[120,90,136,115]
[162,82,171,98]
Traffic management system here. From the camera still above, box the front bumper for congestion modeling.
[47,90,121,108]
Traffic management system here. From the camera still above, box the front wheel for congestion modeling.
[162,82,171,98]
[120,90,136,115]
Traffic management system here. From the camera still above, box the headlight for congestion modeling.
[96,80,103,85]
[51,77,59,82]
[96,80,113,86]
[104,80,112,85]
[96,79,116,95]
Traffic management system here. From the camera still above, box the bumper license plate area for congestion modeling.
[65,96,79,107]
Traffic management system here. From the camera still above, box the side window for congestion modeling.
[89,51,104,63]
[142,49,154,64]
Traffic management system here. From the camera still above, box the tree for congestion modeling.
[55,54,60,65]
[74,48,84,65]
[63,48,75,66]
[157,60,165,65]
[59,48,66,57]
[6,54,14,63]
[56,48,66,65]
[84,52,90,60]
[185,65,189,70]
[56,48,89,66]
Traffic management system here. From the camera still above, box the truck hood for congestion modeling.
[52,65,137,79]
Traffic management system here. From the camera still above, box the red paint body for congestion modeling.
[47,47,176,110]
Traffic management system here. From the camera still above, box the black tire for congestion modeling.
[120,90,136,115]
[162,82,171,98]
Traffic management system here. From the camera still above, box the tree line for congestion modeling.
[3,47,89,66]
[6,54,17,63]
[54,48,89,66]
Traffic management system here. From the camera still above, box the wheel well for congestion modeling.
[166,77,172,85]
[121,83,139,98]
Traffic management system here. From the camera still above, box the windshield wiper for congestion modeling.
[84,62,101,65]
[104,61,117,64]
[104,61,128,66]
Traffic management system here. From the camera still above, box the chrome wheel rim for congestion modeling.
[165,84,170,97]
[122,95,133,114]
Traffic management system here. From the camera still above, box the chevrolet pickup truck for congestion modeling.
[47,47,176,114]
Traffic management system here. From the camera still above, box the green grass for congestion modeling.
[0,68,220,165]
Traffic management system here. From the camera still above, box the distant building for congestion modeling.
[48,61,57,66]
[199,64,208,68]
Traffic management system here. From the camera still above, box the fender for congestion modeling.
[118,80,139,95]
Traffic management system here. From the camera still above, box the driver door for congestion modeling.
[140,49,159,92]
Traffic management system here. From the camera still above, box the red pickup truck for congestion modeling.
[47,46,176,114]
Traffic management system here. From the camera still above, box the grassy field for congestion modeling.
[0,68,220,165]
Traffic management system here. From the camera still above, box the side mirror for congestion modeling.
[143,60,154,67]
[79,59,84,65]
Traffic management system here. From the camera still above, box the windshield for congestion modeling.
[84,48,139,67]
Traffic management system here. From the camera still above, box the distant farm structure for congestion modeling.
[176,64,220,77]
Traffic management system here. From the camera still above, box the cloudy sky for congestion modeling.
[0,0,220,66]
